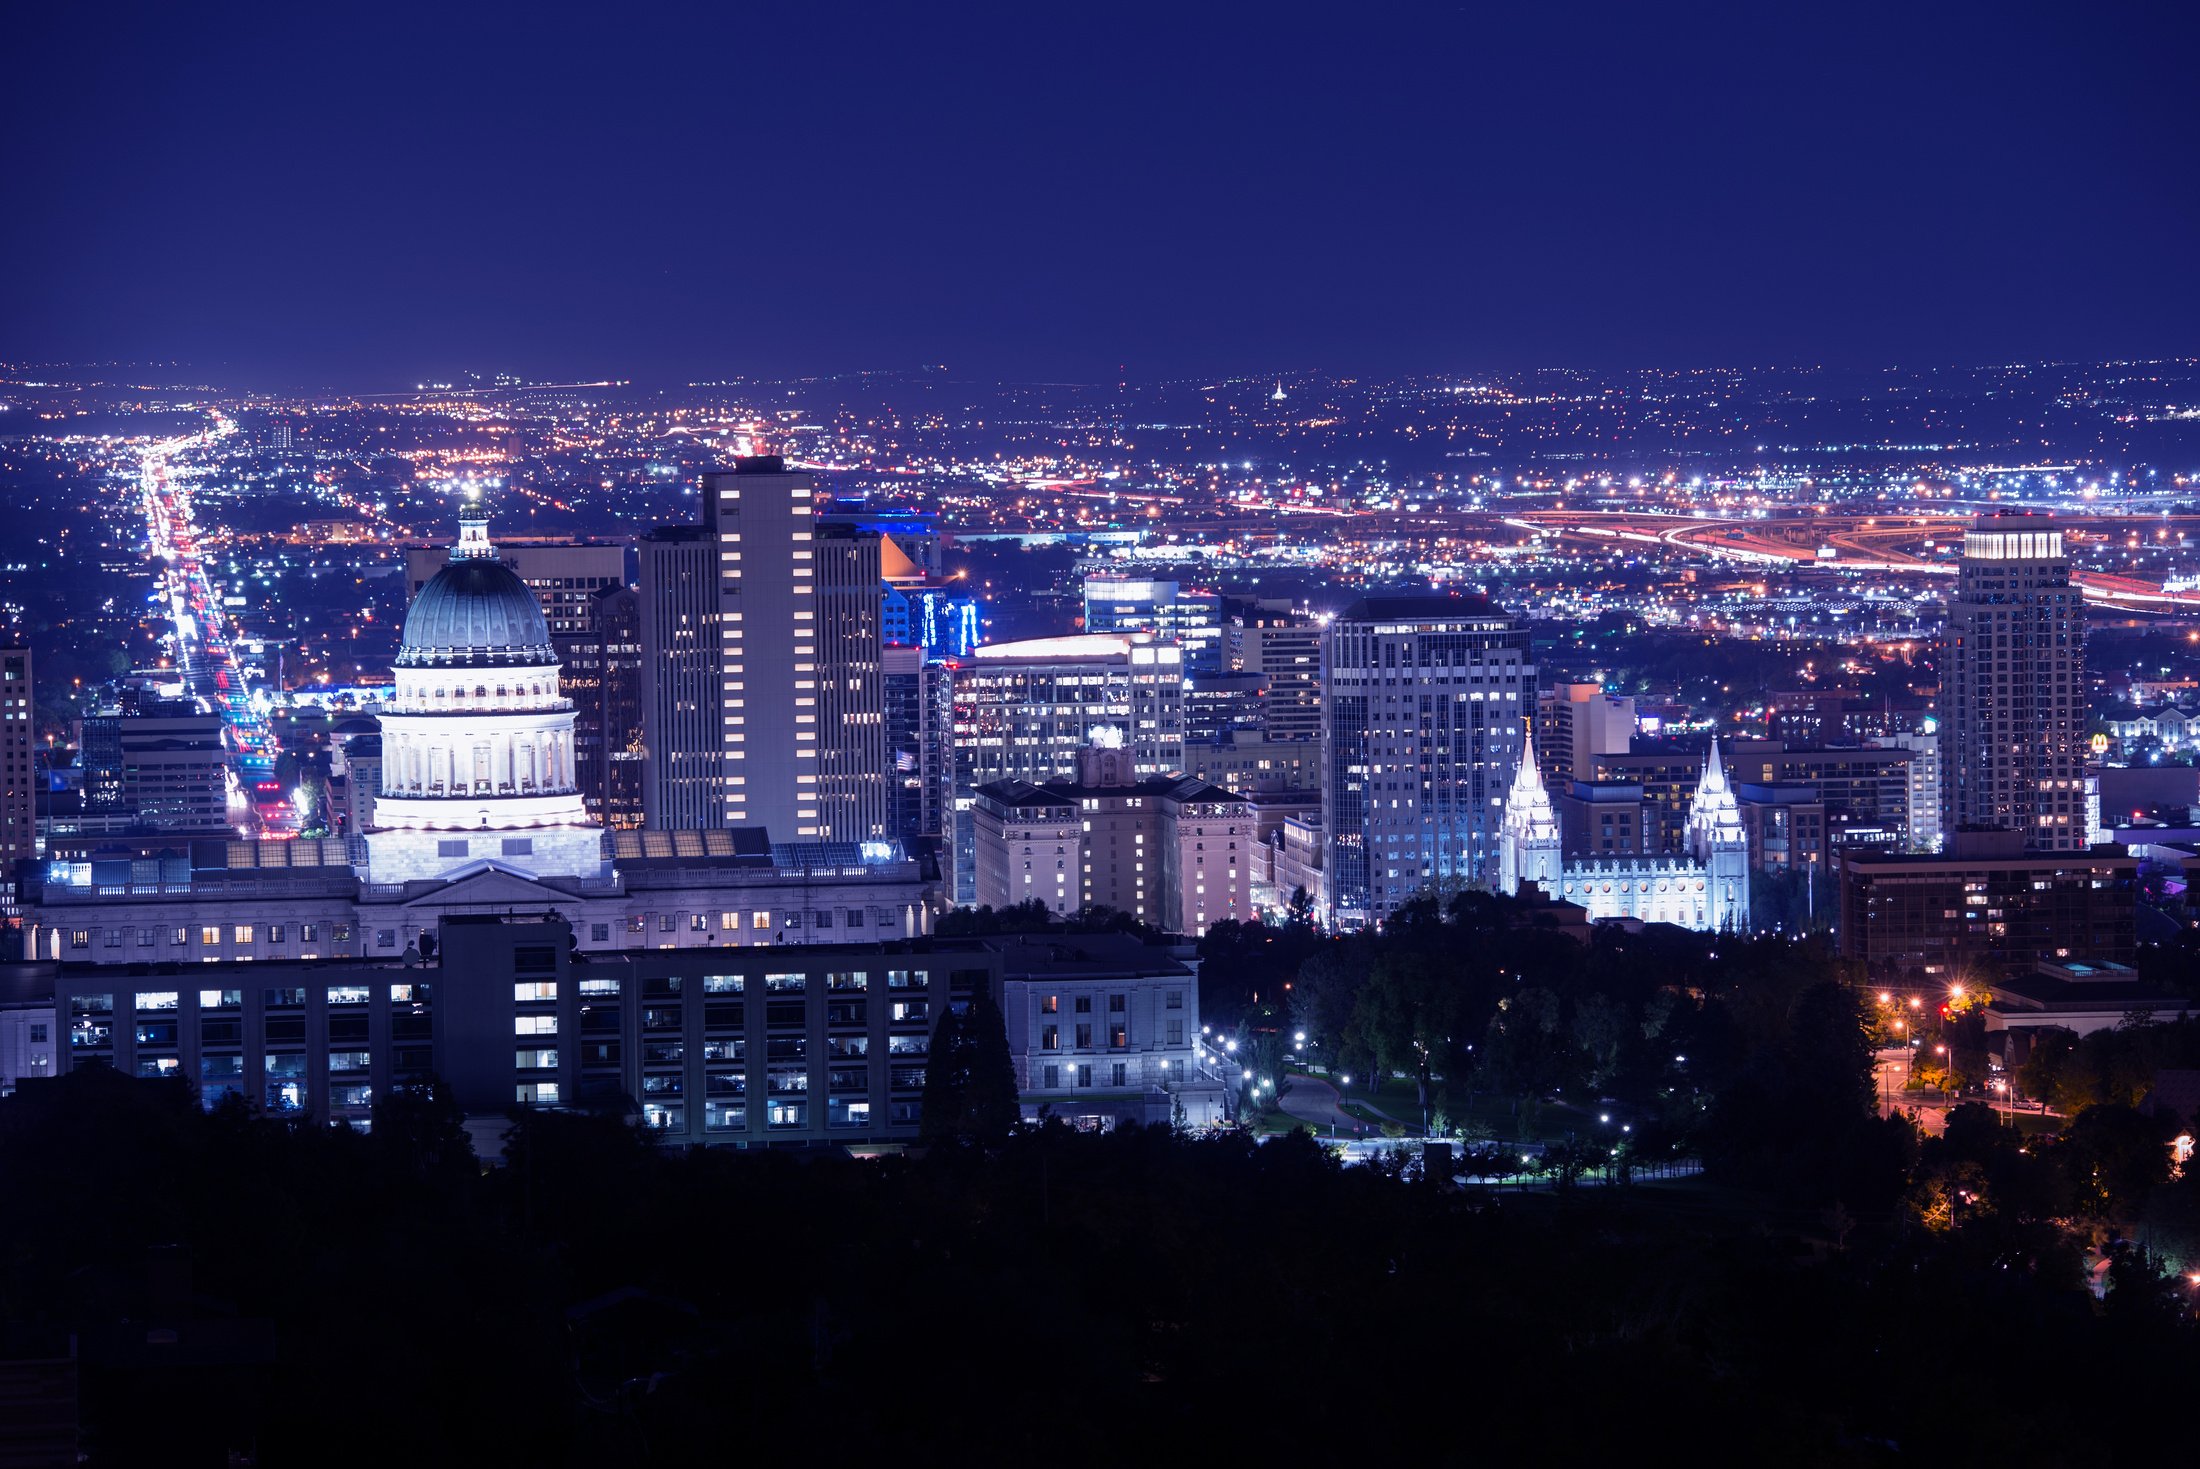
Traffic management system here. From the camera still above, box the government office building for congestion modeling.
[39,913,1000,1151]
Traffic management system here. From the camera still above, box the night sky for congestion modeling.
[5,1,2195,387]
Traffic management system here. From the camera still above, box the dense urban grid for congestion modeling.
[4,357,2200,1460]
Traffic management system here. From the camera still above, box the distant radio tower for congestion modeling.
[1271,381,1287,402]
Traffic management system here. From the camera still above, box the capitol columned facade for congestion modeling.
[365,509,603,884]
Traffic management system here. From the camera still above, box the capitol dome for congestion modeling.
[396,511,555,669]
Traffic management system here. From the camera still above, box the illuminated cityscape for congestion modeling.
[3,4,2200,1464]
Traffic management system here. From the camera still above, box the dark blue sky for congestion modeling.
[5,2,2195,387]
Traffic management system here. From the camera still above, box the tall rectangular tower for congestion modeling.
[1321,596,1536,929]
[638,526,722,829]
[811,524,889,841]
[0,644,31,874]
[1226,600,1322,741]
[702,458,886,842]
[1941,517,2085,851]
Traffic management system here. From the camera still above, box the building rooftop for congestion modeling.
[1990,961,2193,1014]
[975,774,1247,809]
[1335,594,1501,622]
[979,930,1192,982]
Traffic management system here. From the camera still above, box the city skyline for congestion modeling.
[6,9,2200,1460]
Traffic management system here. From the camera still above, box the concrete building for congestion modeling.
[1322,596,1535,928]
[1942,516,2086,850]
[1185,670,1268,744]
[78,703,228,832]
[405,540,625,640]
[2,645,34,880]
[34,913,992,1150]
[1836,832,2136,979]
[1536,683,1636,786]
[1226,601,1322,741]
[24,828,936,968]
[339,734,381,836]
[0,965,56,1095]
[637,525,722,828]
[695,458,886,842]
[1870,727,1943,852]
[1597,739,1914,855]
[1084,575,1223,672]
[1270,813,1326,917]
[1734,782,1828,874]
[564,584,644,829]
[1181,730,1320,797]
[808,522,891,842]
[970,741,1251,934]
[947,633,1185,903]
[990,930,1225,1128]
[1981,961,2197,1056]
[1554,780,1653,856]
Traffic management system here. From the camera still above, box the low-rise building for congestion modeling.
[23,830,938,966]
[988,930,1225,1129]
[38,913,1000,1151]
[1981,960,2197,1056]
[970,742,1252,935]
[1836,832,2138,980]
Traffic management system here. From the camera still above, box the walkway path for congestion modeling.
[1276,1074,1409,1138]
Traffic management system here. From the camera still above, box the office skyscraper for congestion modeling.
[1941,516,2085,851]
[568,584,645,829]
[1225,600,1322,741]
[946,633,1186,902]
[0,644,31,878]
[1084,576,1223,672]
[1321,596,1536,929]
[638,526,722,829]
[697,459,887,842]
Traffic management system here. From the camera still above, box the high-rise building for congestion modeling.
[700,459,886,842]
[1536,682,1636,786]
[946,633,1186,903]
[1870,726,1943,852]
[0,644,33,884]
[1185,670,1268,743]
[1942,516,2086,850]
[637,526,722,830]
[567,584,645,829]
[1225,601,1322,740]
[809,522,890,842]
[77,702,228,832]
[1322,596,1536,929]
[883,645,954,849]
[1084,576,1223,672]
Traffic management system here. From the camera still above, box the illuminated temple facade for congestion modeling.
[1498,725,1749,932]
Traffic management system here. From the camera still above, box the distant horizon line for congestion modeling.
[6,354,2200,401]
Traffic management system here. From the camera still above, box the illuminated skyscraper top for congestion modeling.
[1941,515,2085,851]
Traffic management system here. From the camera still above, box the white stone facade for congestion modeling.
[1499,728,1750,932]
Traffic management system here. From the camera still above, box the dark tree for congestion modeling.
[957,989,1021,1144]
[918,1003,971,1145]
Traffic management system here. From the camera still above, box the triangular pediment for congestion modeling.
[390,860,564,906]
